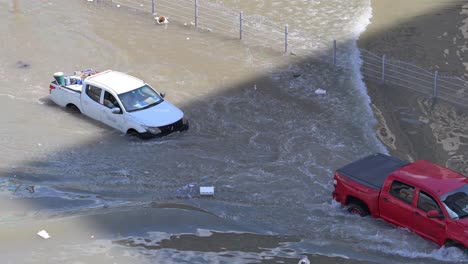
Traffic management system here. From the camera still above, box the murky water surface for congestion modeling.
[0,0,465,263]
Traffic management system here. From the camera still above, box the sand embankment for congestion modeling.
[358,0,468,174]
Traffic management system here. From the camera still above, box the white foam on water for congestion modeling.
[371,244,467,263]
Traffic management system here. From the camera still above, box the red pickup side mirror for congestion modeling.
[427,210,443,219]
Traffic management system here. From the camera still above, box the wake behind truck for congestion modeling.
[332,153,468,248]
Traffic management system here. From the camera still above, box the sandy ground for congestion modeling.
[358,0,468,174]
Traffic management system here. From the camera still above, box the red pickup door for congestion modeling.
[333,153,468,249]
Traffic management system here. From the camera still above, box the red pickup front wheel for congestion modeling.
[347,202,369,217]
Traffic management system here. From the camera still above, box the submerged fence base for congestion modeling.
[107,0,289,53]
[100,0,468,109]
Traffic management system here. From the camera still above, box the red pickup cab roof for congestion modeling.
[392,160,467,195]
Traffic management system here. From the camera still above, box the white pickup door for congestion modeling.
[81,84,127,132]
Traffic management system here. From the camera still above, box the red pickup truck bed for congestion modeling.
[336,153,408,189]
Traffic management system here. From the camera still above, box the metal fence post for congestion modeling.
[195,0,199,30]
[152,0,155,15]
[433,70,438,98]
[239,11,243,40]
[284,24,288,53]
[381,54,386,83]
[333,40,336,65]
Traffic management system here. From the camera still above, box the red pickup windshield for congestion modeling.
[441,184,468,219]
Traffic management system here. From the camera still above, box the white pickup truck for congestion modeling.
[49,70,189,139]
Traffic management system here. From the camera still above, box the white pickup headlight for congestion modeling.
[143,126,161,134]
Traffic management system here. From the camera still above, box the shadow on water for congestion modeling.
[0,0,467,263]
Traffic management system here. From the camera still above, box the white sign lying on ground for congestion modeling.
[200,186,215,196]
[37,230,51,239]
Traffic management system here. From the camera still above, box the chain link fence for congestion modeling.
[93,0,468,109]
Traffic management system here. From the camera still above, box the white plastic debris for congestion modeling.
[200,186,215,196]
[298,256,310,264]
[314,88,327,95]
[37,230,50,239]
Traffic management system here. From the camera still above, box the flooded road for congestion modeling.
[0,0,465,263]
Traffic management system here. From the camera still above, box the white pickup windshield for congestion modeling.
[441,184,468,219]
[118,85,163,112]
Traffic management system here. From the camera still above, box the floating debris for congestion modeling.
[200,186,215,196]
[155,16,169,24]
[37,230,50,239]
[16,61,30,69]
[314,88,327,95]
[25,185,35,193]
[176,183,196,198]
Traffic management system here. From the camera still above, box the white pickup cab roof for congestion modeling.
[86,70,145,94]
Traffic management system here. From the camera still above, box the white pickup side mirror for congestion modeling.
[111,107,121,114]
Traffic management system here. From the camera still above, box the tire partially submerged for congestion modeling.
[347,202,369,217]
[66,104,81,113]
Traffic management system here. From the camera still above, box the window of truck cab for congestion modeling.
[417,191,442,214]
[103,91,120,109]
[86,85,102,103]
[389,180,415,204]
[440,184,468,219]
[118,85,163,112]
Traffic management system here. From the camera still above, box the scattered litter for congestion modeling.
[290,51,297,56]
[16,60,30,69]
[254,84,257,90]
[293,73,301,78]
[87,0,93,2]
[186,37,190,40]
[200,186,215,196]
[116,4,120,8]
[176,183,196,198]
[26,185,35,193]
[37,230,50,239]
[314,88,327,95]
[155,16,169,24]
[298,256,310,264]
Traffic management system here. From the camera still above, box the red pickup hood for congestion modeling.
[458,218,468,226]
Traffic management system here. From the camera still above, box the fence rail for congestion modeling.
[107,0,289,52]
[96,0,468,109]
[359,50,468,108]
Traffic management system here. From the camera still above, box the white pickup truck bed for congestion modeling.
[66,84,82,93]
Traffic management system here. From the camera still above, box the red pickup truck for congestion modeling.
[332,153,468,249]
